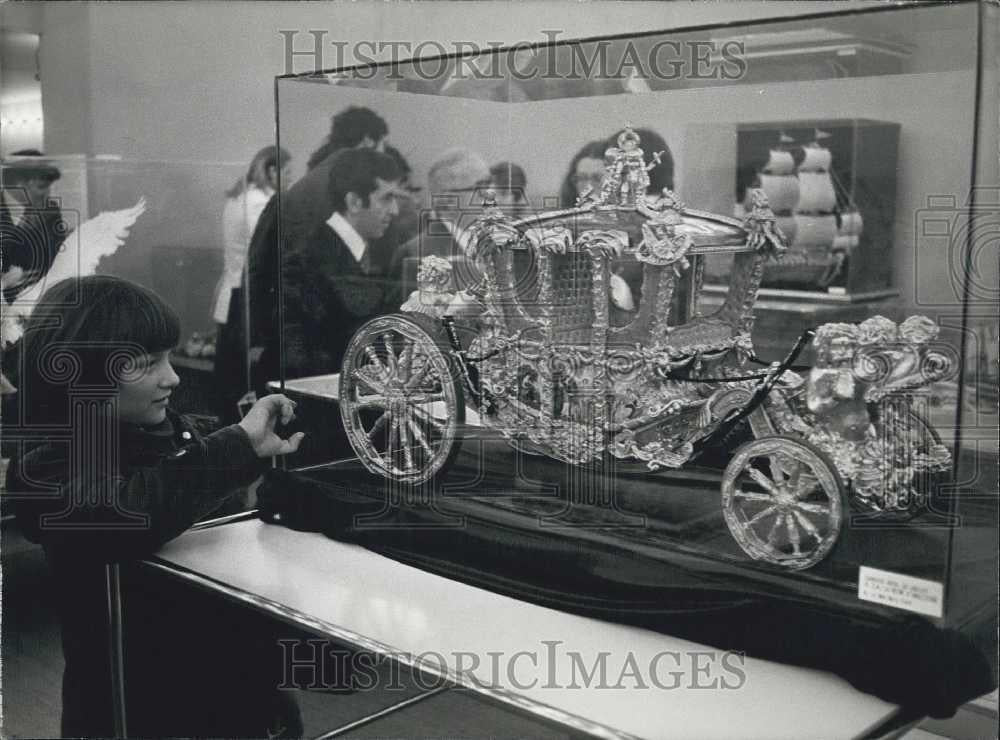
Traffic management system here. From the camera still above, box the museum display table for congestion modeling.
[136,518,903,739]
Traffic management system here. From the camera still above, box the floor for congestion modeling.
[0,523,571,739]
[1,524,63,738]
[1,521,994,739]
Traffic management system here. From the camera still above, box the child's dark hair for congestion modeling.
[17,276,180,425]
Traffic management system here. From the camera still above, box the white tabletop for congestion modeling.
[152,520,897,740]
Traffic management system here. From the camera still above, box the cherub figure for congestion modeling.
[807,323,868,441]
[465,190,520,261]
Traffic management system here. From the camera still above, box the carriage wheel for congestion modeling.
[340,313,465,485]
[722,435,845,570]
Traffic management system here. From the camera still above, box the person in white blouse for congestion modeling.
[213,146,291,326]
[212,146,290,421]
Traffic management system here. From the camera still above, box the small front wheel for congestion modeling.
[340,313,465,485]
[722,435,845,570]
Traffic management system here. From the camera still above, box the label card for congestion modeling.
[858,566,944,618]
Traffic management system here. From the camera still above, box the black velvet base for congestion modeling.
[257,458,997,719]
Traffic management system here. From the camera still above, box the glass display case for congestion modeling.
[265,0,997,714]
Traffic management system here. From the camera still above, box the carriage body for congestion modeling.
[464,199,772,469]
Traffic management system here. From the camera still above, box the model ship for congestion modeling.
[339,126,951,571]
[739,129,864,290]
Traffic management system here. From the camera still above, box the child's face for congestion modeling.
[116,350,180,426]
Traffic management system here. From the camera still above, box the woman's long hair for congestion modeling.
[224,146,291,199]
[631,127,675,195]
[17,276,180,427]
[557,129,675,208]
[558,139,608,208]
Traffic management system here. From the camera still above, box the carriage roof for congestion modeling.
[463,186,785,356]
[508,205,755,255]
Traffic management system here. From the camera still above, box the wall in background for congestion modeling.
[15,0,991,334]
[28,0,870,337]
[37,1,875,161]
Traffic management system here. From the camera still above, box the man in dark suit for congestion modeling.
[1,151,66,303]
[279,147,403,379]
[246,107,389,390]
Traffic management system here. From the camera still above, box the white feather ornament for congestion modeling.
[1,197,147,347]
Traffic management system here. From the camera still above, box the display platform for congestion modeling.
[148,519,905,739]
[263,2,998,723]
[272,374,998,629]
[266,371,996,716]
[260,457,995,718]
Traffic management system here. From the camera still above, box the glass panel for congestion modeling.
[321,3,976,101]
[945,0,999,627]
[271,0,991,640]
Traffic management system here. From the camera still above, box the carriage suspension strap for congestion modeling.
[662,332,815,383]
[441,315,495,413]
[662,367,779,383]
[696,328,816,449]
[746,355,812,374]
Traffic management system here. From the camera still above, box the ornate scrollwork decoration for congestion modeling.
[634,189,692,270]
[800,315,953,512]
[465,191,522,263]
[400,256,465,319]
[525,225,573,256]
[850,315,955,402]
[637,188,685,224]
[742,189,788,258]
[609,428,693,470]
[576,229,628,259]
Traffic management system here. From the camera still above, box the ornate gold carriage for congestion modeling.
[339,129,952,571]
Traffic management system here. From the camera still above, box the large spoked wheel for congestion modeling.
[339,313,465,485]
[721,435,846,570]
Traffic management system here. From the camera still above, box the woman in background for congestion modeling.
[627,126,674,196]
[558,129,676,325]
[489,161,529,217]
[558,139,609,208]
[214,145,290,327]
[213,145,290,421]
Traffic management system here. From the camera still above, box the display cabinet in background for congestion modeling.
[700,115,904,360]
[265,0,997,722]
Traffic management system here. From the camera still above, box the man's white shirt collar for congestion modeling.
[326,211,367,263]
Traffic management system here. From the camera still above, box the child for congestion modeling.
[5,275,304,737]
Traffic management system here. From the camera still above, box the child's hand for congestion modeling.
[237,394,305,457]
